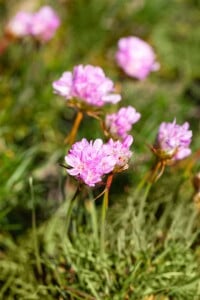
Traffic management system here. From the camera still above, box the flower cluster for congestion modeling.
[53,36,193,187]
[116,36,159,80]
[6,6,60,42]
[155,120,192,161]
[65,136,133,187]
[53,65,121,107]
[105,106,141,139]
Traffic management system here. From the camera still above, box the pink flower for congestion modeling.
[156,120,192,161]
[6,6,60,42]
[31,6,60,42]
[65,136,133,186]
[52,72,72,97]
[116,36,159,80]
[65,139,116,187]
[105,106,141,139]
[6,12,33,38]
[53,65,121,107]
[104,135,133,171]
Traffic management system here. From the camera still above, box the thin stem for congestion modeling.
[100,174,113,256]
[29,177,42,275]
[149,160,166,183]
[64,111,83,145]
[136,181,152,251]
[93,188,106,201]
[88,191,99,245]
[66,184,81,235]
[138,181,152,225]
[99,119,110,138]
[100,188,109,256]
[135,160,165,198]
[134,172,149,196]
[185,209,198,247]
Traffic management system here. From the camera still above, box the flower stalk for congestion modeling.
[64,110,83,145]
[66,184,81,235]
[149,160,166,183]
[29,177,42,275]
[100,173,113,256]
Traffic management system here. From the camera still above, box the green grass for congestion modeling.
[1,175,200,299]
[0,0,200,299]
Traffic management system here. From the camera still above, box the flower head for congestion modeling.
[155,120,192,161]
[6,12,33,38]
[104,135,133,172]
[105,106,141,139]
[65,139,115,187]
[116,36,159,80]
[65,136,133,186]
[53,65,121,107]
[30,6,60,42]
[6,6,60,42]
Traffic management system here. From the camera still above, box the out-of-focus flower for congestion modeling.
[105,106,141,139]
[31,6,60,42]
[6,12,33,38]
[5,6,60,42]
[65,136,133,186]
[53,65,121,107]
[154,120,192,161]
[116,36,159,80]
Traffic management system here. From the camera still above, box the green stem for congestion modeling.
[66,185,80,235]
[100,174,113,256]
[134,174,148,196]
[100,188,109,256]
[135,181,152,251]
[88,192,98,244]
[138,182,152,225]
[29,177,42,275]
[134,160,163,197]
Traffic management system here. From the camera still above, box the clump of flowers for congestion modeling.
[116,36,159,80]
[154,120,192,162]
[65,135,133,255]
[5,6,60,42]
[53,64,121,108]
[105,106,141,139]
[65,136,133,187]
